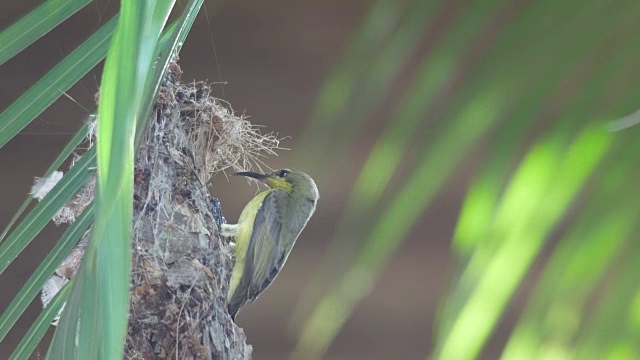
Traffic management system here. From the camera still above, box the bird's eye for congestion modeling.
[278,170,289,177]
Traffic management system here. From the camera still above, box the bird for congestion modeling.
[221,169,319,319]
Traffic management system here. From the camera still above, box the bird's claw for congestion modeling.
[208,196,226,230]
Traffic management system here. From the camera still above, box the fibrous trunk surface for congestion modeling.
[48,63,282,359]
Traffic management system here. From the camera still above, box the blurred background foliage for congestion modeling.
[1,0,640,359]
[293,0,640,359]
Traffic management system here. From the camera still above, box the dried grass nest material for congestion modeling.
[156,65,283,181]
[37,63,280,359]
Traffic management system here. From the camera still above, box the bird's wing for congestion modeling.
[246,189,288,302]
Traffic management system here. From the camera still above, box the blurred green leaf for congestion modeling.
[299,0,447,163]
[502,162,640,360]
[293,85,505,360]
[299,0,405,161]
[292,0,513,331]
[295,0,640,359]
[294,1,602,329]
[437,125,612,360]
[573,246,640,360]
[435,3,640,358]
[499,37,640,360]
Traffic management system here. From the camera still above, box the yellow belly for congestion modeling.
[227,190,272,301]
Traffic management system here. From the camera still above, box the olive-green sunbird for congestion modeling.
[222,169,319,319]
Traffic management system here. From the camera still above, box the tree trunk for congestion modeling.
[124,63,254,359]
[45,63,278,358]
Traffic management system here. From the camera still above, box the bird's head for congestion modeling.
[234,169,319,201]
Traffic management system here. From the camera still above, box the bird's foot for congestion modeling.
[208,196,226,230]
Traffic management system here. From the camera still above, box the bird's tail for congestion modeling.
[227,294,246,320]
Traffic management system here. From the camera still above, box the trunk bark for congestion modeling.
[124,63,253,359]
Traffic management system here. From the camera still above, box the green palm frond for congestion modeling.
[0,1,204,357]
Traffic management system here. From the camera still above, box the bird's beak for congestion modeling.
[234,171,268,180]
